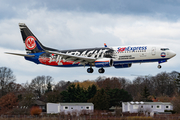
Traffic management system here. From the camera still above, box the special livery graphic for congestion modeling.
[25,36,36,50]
[5,23,176,73]
[161,52,166,58]
[117,46,147,52]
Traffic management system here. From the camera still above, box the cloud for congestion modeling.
[1,0,180,21]
[0,1,179,83]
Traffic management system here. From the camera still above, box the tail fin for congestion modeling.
[19,23,45,54]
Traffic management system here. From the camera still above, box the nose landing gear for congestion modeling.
[158,64,162,69]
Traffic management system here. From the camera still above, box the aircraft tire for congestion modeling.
[98,68,105,73]
[158,65,162,69]
[87,68,93,73]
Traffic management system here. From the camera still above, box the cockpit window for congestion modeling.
[161,48,169,51]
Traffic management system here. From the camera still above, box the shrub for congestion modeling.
[30,106,42,116]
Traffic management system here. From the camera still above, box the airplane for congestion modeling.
[5,23,176,74]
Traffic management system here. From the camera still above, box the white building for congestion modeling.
[47,103,94,115]
[122,102,173,114]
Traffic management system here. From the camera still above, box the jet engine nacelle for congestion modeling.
[114,63,132,68]
[95,58,113,68]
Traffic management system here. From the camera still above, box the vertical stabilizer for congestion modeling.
[19,23,44,54]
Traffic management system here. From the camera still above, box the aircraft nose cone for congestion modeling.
[170,51,176,58]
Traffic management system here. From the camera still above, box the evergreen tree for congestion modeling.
[108,88,132,107]
[141,86,151,101]
[45,82,52,93]
[87,84,97,100]
[74,84,87,102]
[88,89,110,110]
[61,83,87,102]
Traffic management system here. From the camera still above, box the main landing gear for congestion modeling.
[98,68,105,74]
[87,68,94,73]
[158,64,162,69]
[87,67,105,73]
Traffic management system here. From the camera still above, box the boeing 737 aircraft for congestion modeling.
[6,23,176,73]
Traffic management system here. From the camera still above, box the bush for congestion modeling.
[30,106,42,116]
[164,110,176,114]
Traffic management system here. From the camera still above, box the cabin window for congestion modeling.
[64,106,68,110]
[166,106,169,109]
[86,107,89,109]
[141,106,143,108]
[151,106,153,108]
[71,107,73,109]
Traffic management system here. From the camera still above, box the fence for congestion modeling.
[0,115,180,120]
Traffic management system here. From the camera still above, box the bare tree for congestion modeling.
[171,95,180,113]
[30,75,53,98]
[0,67,16,97]
[54,80,71,91]
[96,77,122,90]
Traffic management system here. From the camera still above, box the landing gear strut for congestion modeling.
[87,68,94,73]
[98,68,105,73]
[158,64,162,69]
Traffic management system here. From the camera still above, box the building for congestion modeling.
[122,102,173,114]
[47,103,94,115]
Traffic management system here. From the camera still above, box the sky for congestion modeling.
[0,0,179,84]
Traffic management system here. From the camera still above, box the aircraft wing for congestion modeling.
[46,50,96,64]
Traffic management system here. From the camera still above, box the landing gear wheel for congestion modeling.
[98,68,105,73]
[87,68,94,73]
[158,65,162,69]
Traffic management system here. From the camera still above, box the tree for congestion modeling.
[61,84,87,102]
[54,80,71,91]
[0,67,16,97]
[30,75,53,98]
[87,84,97,100]
[175,73,180,94]
[45,82,52,93]
[74,80,98,90]
[96,77,121,90]
[141,86,151,101]
[88,89,109,110]
[43,91,62,103]
[171,95,180,113]
[107,88,132,107]
[0,93,18,114]
[20,92,36,107]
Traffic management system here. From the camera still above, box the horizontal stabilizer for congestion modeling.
[5,52,35,57]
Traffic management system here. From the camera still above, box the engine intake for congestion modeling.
[95,58,113,68]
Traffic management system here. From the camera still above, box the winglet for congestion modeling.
[104,43,107,47]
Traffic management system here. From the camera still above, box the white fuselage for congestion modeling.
[111,45,176,65]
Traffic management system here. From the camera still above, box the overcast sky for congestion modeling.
[0,0,179,83]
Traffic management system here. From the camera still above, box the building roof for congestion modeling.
[59,103,94,106]
[34,100,46,106]
[109,106,122,110]
[122,102,172,105]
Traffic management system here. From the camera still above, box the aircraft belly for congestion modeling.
[113,58,169,64]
